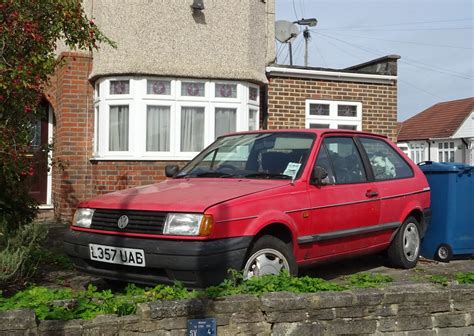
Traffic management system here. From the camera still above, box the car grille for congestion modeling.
[91,209,167,235]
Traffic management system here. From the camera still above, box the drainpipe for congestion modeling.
[426,140,431,161]
[461,138,469,163]
[261,84,268,130]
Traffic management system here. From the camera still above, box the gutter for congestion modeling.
[266,66,397,85]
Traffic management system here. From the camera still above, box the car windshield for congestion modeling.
[176,132,315,180]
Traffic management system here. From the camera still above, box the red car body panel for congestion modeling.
[67,129,431,287]
[79,179,290,213]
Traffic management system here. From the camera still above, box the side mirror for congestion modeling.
[165,165,179,178]
[311,166,329,188]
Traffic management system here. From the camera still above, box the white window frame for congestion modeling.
[408,142,425,164]
[305,99,362,130]
[437,141,455,163]
[93,77,260,161]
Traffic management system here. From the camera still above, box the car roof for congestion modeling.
[223,128,388,139]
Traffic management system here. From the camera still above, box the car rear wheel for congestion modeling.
[387,216,420,269]
[435,243,453,263]
[243,235,297,280]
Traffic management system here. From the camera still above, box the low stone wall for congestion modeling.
[1,283,473,335]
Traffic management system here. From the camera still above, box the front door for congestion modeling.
[306,136,381,259]
[28,106,49,204]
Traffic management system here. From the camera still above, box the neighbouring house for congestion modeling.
[397,97,474,165]
[265,55,399,140]
[34,0,400,220]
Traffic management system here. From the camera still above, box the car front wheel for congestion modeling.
[387,216,421,269]
[243,235,297,280]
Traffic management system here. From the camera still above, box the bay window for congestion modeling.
[93,77,260,160]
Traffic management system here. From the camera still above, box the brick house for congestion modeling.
[397,97,474,164]
[35,1,400,220]
[265,55,399,140]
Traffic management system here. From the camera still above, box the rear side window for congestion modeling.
[322,137,367,184]
[359,137,413,180]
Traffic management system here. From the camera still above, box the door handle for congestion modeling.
[366,190,379,198]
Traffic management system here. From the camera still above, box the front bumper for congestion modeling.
[64,229,252,288]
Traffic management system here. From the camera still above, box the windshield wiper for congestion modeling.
[195,171,235,178]
[243,172,291,179]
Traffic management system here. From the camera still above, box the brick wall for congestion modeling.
[266,76,398,140]
[48,52,184,222]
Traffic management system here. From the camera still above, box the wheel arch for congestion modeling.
[406,208,426,237]
[243,222,295,267]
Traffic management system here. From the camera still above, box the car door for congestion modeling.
[358,136,416,246]
[304,136,381,259]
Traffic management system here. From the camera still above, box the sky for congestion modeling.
[275,0,474,121]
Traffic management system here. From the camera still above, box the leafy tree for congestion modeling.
[0,0,113,233]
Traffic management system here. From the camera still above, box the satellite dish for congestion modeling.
[275,20,300,43]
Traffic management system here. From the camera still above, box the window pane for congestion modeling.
[181,82,205,97]
[360,137,413,180]
[109,105,129,151]
[95,106,99,152]
[309,104,329,116]
[450,142,454,148]
[249,87,259,101]
[29,120,41,149]
[438,143,442,149]
[147,80,171,95]
[249,108,258,131]
[309,123,330,129]
[314,145,336,184]
[146,106,170,151]
[444,152,449,162]
[323,137,366,184]
[215,84,237,98]
[338,105,357,117]
[215,108,236,138]
[338,125,357,130]
[110,80,130,95]
[449,151,455,162]
[181,107,204,151]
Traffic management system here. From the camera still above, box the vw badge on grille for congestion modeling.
[117,215,129,229]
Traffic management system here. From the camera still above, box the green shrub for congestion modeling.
[203,270,345,298]
[429,274,449,286]
[346,272,393,288]
[455,272,474,284]
[0,223,48,287]
[0,272,346,321]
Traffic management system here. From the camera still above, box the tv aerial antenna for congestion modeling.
[275,20,300,65]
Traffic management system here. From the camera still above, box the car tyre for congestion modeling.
[243,235,297,280]
[434,243,453,263]
[387,216,420,269]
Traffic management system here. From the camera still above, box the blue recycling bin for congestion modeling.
[418,161,474,262]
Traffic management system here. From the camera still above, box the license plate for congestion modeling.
[89,244,145,267]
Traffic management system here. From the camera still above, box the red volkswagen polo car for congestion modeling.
[65,130,431,287]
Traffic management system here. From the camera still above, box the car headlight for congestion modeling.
[163,213,213,236]
[73,208,95,228]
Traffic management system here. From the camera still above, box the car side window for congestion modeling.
[314,145,336,184]
[359,137,413,180]
[323,137,367,184]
